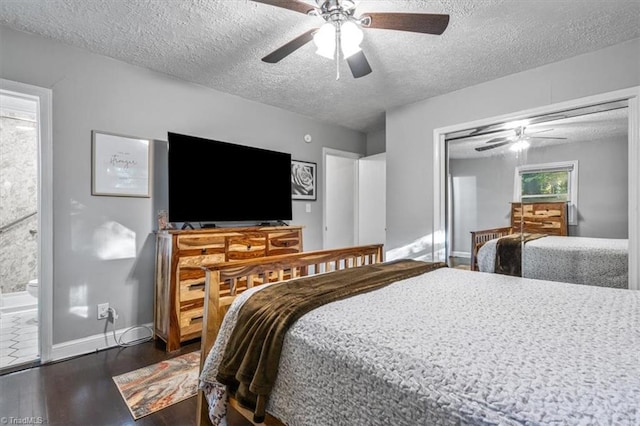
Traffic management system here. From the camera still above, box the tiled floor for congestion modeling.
[0,309,39,368]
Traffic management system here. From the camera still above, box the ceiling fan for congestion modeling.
[475,126,567,152]
[253,0,450,79]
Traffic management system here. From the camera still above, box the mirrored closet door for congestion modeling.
[444,99,630,289]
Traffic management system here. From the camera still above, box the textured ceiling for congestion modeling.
[447,106,628,159]
[1,0,639,133]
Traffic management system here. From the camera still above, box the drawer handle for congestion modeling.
[247,245,251,250]
[201,248,207,254]
[190,316,203,325]
[189,283,205,291]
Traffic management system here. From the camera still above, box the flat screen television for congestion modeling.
[167,132,293,224]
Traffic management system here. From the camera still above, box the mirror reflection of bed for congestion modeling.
[445,100,629,288]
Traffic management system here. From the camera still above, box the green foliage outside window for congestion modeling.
[521,171,568,201]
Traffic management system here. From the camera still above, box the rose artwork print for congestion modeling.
[292,164,313,194]
[291,160,316,200]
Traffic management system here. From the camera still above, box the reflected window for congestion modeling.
[514,161,578,224]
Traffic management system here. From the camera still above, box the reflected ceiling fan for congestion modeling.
[253,0,450,79]
[475,126,567,152]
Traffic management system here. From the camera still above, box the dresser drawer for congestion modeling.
[179,276,206,303]
[227,234,267,260]
[177,234,231,250]
[179,305,204,339]
[268,230,302,255]
[178,253,226,268]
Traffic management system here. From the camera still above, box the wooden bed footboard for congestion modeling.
[470,227,512,271]
[196,244,384,425]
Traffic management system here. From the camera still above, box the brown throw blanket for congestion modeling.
[216,259,447,422]
[495,232,546,276]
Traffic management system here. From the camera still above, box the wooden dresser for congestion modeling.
[510,201,568,236]
[154,225,303,351]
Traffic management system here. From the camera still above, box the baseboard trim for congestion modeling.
[50,323,154,362]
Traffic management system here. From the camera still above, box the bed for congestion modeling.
[468,201,629,289]
[477,235,629,288]
[469,201,569,272]
[195,245,640,426]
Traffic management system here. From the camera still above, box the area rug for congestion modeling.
[113,351,200,420]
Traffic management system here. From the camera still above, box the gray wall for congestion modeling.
[385,38,640,259]
[449,136,629,254]
[0,26,366,344]
[366,128,386,156]
[449,154,517,254]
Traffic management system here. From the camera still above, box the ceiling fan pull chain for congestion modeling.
[335,24,341,80]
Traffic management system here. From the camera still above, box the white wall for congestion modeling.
[0,26,365,347]
[386,38,640,258]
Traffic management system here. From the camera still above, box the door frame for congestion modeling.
[322,148,362,249]
[1,79,54,362]
[433,86,640,290]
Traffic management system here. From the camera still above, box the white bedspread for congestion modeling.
[200,267,639,425]
[477,236,628,288]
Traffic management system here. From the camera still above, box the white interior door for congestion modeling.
[323,149,361,249]
[358,153,386,246]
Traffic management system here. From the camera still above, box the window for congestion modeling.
[514,161,578,225]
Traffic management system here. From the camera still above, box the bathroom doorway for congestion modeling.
[0,80,53,372]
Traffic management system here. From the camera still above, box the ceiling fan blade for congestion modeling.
[527,128,556,135]
[361,13,450,35]
[346,50,372,79]
[251,0,316,15]
[475,141,511,152]
[262,28,316,63]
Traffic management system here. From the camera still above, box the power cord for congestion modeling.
[107,307,154,347]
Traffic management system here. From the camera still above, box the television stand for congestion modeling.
[154,225,304,351]
[181,222,195,230]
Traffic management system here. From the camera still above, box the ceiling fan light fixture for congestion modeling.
[313,20,363,60]
[313,22,336,59]
[340,20,363,58]
[510,139,530,152]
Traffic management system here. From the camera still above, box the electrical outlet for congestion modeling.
[97,303,109,320]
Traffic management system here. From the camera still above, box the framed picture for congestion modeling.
[92,130,151,197]
[291,160,317,201]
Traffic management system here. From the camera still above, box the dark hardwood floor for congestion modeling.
[0,339,252,426]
